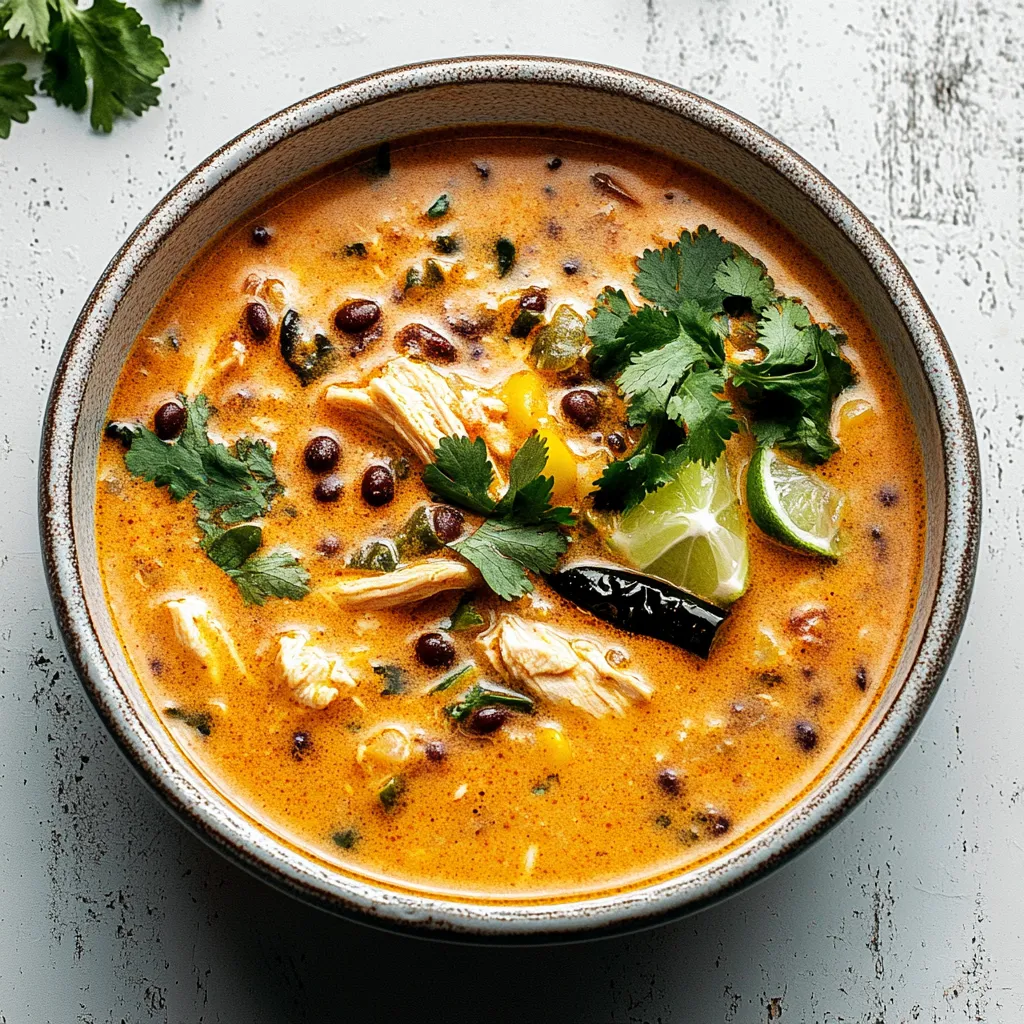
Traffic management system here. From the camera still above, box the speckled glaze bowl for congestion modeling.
[39,56,980,942]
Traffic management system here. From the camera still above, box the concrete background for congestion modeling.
[1,0,1019,1020]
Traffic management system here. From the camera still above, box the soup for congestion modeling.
[95,132,924,901]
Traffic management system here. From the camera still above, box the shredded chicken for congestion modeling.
[163,595,246,684]
[478,614,653,719]
[323,357,510,474]
[275,629,357,709]
[320,558,481,610]
[185,337,247,395]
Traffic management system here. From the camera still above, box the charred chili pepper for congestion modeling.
[544,564,727,659]
[280,309,336,385]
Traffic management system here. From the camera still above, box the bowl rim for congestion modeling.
[38,54,981,941]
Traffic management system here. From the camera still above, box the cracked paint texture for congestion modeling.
[0,0,1019,1020]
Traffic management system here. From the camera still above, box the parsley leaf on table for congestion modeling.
[0,62,36,139]
[1,0,50,50]
[423,434,575,600]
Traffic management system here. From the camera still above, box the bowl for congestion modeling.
[39,56,981,942]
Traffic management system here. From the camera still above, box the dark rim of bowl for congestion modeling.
[38,55,981,943]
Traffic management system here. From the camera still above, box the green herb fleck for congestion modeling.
[378,775,405,812]
[279,309,336,386]
[347,539,398,573]
[434,235,458,255]
[531,773,559,796]
[496,237,515,277]
[332,827,359,850]
[426,193,451,218]
[165,706,213,737]
[374,664,407,696]
[445,682,534,721]
[442,594,485,632]
[430,664,473,694]
[343,242,368,258]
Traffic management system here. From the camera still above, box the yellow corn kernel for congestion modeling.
[536,427,577,503]
[536,725,572,768]
[500,370,551,436]
[838,398,876,441]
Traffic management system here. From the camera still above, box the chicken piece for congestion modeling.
[319,558,480,610]
[478,614,653,719]
[164,595,247,684]
[323,357,510,473]
[185,337,247,396]
[275,629,357,709]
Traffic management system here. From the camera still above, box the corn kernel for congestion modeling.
[500,370,551,436]
[537,725,572,768]
[536,427,577,503]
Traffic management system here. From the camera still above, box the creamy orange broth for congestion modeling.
[95,132,924,901]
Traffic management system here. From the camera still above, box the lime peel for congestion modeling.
[746,447,843,559]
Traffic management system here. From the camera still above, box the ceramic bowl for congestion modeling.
[39,56,980,941]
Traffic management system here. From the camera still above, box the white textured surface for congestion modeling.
[0,1,1016,1020]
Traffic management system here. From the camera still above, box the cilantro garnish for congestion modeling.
[120,394,309,605]
[730,300,854,463]
[422,433,575,600]
[444,681,534,721]
[1,0,170,137]
[587,226,854,509]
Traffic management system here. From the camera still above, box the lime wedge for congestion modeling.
[746,447,843,559]
[610,456,749,606]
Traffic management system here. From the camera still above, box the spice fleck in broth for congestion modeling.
[95,132,924,900]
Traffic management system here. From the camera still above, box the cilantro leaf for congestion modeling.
[1,0,51,49]
[665,367,738,466]
[422,435,496,515]
[441,594,484,631]
[619,334,706,425]
[715,251,776,312]
[730,302,854,463]
[224,549,310,606]
[423,434,575,599]
[586,288,633,378]
[40,0,168,133]
[204,524,262,570]
[592,416,686,512]
[634,225,732,313]
[445,681,534,721]
[0,63,37,140]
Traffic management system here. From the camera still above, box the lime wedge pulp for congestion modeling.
[746,446,843,559]
[610,455,749,606]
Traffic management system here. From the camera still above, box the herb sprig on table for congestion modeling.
[116,394,310,605]
[423,432,575,600]
[587,226,854,511]
[0,0,169,137]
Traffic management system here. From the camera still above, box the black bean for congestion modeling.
[292,731,312,759]
[395,323,457,363]
[361,465,395,507]
[562,259,580,276]
[424,740,447,763]
[245,301,272,341]
[468,706,508,734]
[547,156,563,170]
[878,485,899,508]
[431,505,465,544]
[304,435,340,473]
[316,534,341,556]
[706,811,731,836]
[561,389,600,429]
[335,299,381,335]
[656,768,681,796]
[313,475,343,503]
[870,525,888,561]
[794,720,818,751]
[154,401,186,440]
[251,225,271,246]
[856,665,868,690]
[520,288,547,313]
[415,632,455,669]
[472,160,490,179]
[606,431,627,453]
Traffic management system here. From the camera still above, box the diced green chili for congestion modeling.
[434,235,458,254]
[378,775,406,812]
[347,539,398,572]
[530,305,586,371]
[441,594,484,632]
[374,664,407,696]
[426,193,451,218]
[496,238,515,277]
[332,827,359,849]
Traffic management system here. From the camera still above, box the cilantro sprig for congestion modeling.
[587,225,854,510]
[422,433,575,600]
[119,394,309,605]
[0,0,169,137]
